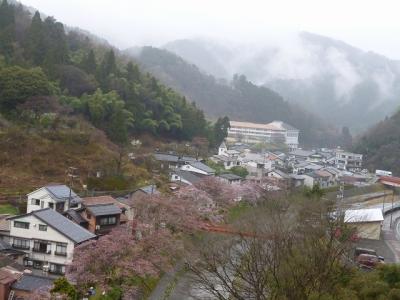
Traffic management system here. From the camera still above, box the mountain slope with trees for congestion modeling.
[0,0,223,191]
[354,109,400,175]
[128,46,340,146]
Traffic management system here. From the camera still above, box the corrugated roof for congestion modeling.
[344,209,384,223]
[33,209,95,244]
[86,204,122,217]
[12,274,53,292]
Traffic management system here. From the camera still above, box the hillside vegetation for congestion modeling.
[130,46,341,146]
[0,0,224,192]
[354,110,400,175]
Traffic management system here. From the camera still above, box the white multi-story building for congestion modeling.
[335,150,363,171]
[8,208,95,275]
[227,120,299,150]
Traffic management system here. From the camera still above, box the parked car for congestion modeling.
[354,247,384,262]
[356,254,384,269]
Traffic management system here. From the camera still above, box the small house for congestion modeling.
[344,208,384,240]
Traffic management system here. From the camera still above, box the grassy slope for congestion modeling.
[0,121,119,195]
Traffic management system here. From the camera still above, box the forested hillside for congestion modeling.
[129,46,340,146]
[354,110,400,175]
[0,0,220,191]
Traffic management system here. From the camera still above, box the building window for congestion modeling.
[31,199,40,206]
[33,260,44,269]
[14,221,29,229]
[48,203,54,209]
[99,216,117,226]
[33,241,50,254]
[50,263,65,275]
[13,238,30,250]
[55,243,67,256]
[39,224,47,231]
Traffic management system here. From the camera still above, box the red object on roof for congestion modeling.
[379,176,400,187]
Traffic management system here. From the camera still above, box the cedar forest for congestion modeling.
[0,0,228,147]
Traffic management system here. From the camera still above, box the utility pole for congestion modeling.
[337,180,345,216]
[66,167,78,210]
[390,187,395,229]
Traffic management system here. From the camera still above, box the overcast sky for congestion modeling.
[20,0,400,59]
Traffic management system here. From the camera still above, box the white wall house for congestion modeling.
[27,185,82,214]
[344,208,384,240]
[335,150,363,171]
[227,120,299,150]
[170,170,202,186]
[8,208,95,275]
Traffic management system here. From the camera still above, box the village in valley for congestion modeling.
[0,118,399,299]
[3,0,400,298]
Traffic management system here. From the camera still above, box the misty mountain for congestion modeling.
[354,109,400,175]
[164,33,400,132]
[126,46,341,146]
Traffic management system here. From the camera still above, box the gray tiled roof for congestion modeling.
[12,274,54,292]
[172,170,202,184]
[291,149,315,157]
[154,153,197,163]
[86,204,122,217]
[189,161,215,174]
[64,209,88,224]
[219,173,242,180]
[33,209,95,244]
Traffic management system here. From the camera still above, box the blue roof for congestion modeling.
[44,185,82,204]
[33,209,96,244]
[12,274,54,292]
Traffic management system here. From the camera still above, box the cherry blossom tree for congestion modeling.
[67,225,182,297]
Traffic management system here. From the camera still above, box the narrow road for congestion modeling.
[382,210,400,262]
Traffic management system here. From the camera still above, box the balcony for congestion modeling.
[12,244,30,250]
[32,248,51,254]
[54,251,67,257]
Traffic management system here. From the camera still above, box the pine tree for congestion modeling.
[0,0,14,30]
[43,17,69,66]
[81,49,97,74]
[0,0,15,61]
[97,50,118,89]
[26,11,46,65]
[126,62,140,82]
